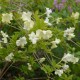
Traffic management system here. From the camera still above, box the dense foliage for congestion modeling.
[0,0,80,80]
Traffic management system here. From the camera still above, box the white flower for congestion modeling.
[5,53,14,62]
[56,17,62,24]
[39,57,46,63]
[23,20,34,31]
[2,38,8,43]
[71,56,79,64]
[64,27,75,40]
[51,38,61,48]
[55,69,63,77]
[21,11,32,21]
[62,53,79,64]
[62,53,73,63]
[51,41,57,48]
[44,17,52,26]
[42,30,52,39]
[36,29,52,40]
[29,32,39,44]
[2,13,13,23]
[1,31,8,43]
[36,29,43,39]
[45,8,52,26]
[16,36,27,48]
[29,30,52,44]
[1,31,8,38]
[62,64,69,71]
[71,12,79,19]
[27,63,32,70]
[55,38,61,44]
[46,8,52,17]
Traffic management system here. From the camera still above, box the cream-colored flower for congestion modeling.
[62,64,69,71]
[16,36,27,48]
[71,56,79,64]
[27,63,32,70]
[45,8,52,26]
[56,17,62,24]
[23,20,34,31]
[62,53,79,64]
[2,38,8,43]
[64,27,75,40]
[36,29,43,39]
[29,32,39,44]
[54,38,61,44]
[1,31,8,38]
[29,30,52,44]
[51,38,61,48]
[36,29,52,39]
[1,31,8,43]
[55,69,63,77]
[42,30,52,39]
[5,52,14,62]
[71,12,79,19]
[39,57,46,63]
[44,17,52,26]
[21,11,32,21]
[2,13,13,23]
[46,8,52,17]
[51,41,57,48]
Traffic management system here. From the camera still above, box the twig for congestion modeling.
[70,40,80,48]
[0,62,9,78]
[27,77,47,80]
[27,76,54,80]
[0,62,14,80]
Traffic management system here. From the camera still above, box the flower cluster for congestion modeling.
[5,52,14,62]
[16,36,27,48]
[21,11,34,31]
[29,29,52,44]
[44,8,52,26]
[64,27,75,40]
[62,53,79,64]
[55,69,63,77]
[27,63,32,70]
[39,57,46,63]
[55,52,79,77]
[56,17,62,24]
[55,64,69,76]
[51,38,61,48]
[1,31,9,43]
[2,13,13,23]
[71,12,79,20]
[0,2,80,79]
[29,32,38,44]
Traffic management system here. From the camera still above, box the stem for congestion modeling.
[70,40,80,48]
[27,77,47,80]
[8,24,20,30]
[44,53,51,63]
[52,55,61,59]
[27,76,53,80]
[57,59,62,65]
[33,53,50,78]
[0,62,9,78]
[33,53,42,68]
[0,62,14,80]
